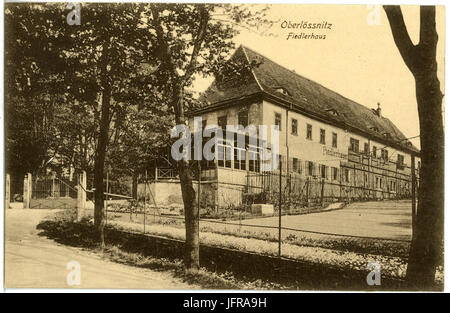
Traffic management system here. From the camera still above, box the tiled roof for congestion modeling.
[196,45,419,154]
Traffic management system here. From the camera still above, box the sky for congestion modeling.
[194,4,446,150]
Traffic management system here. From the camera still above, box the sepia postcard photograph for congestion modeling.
[0,0,447,299]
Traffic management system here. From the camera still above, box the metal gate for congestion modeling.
[30,174,78,209]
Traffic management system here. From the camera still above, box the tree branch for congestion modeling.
[419,6,438,58]
[383,5,418,72]
[181,5,209,84]
[150,4,177,77]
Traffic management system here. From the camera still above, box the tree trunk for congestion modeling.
[132,171,138,200]
[405,71,444,289]
[179,160,199,271]
[173,86,199,271]
[94,86,111,248]
[384,5,444,290]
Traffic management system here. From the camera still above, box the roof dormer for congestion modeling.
[274,86,291,96]
[325,108,339,116]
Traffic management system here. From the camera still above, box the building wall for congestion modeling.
[261,99,419,170]
[187,98,419,205]
[188,102,262,132]
[137,180,219,208]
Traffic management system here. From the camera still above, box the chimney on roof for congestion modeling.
[376,102,381,117]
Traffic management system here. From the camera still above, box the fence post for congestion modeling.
[5,173,10,209]
[23,174,27,209]
[29,173,32,204]
[77,171,86,221]
[306,176,310,206]
[23,172,31,209]
[320,178,325,206]
[51,172,56,198]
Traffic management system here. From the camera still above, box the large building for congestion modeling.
[150,45,421,208]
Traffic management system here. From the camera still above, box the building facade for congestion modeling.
[166,45,420,208]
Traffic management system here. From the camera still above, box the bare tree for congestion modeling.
[384,5,444,289]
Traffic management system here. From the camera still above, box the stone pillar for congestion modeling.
[77,171,87,221]
[5,173,10,209]
[51,171,57,198]
[23,173,32,209]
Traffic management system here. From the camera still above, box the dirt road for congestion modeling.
[242,200,412,240]
[4,209,199,289]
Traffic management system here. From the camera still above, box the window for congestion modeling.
[372,146,377,158]
[296,158,302,174]
[349,138,359,153]
[291,119,298,135]
[364,143,370,155]
[217,141,232,168]
[238,109,248,128]
[320,164,327,179]
[326,108,339,116]
[306,124,312,140]
[320,129,326,144]
[275,113,282,130]
[248,146,260,172]
[332,167,338,180]
[397,154,405,170]
[291,158,302,174]
[344,169,350,182]
[332,132,337,148]
[217,115,227,131]
[275,87,290,96]
[381,149,388,161]
[307,161,314,176]
[234,144,246,170]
